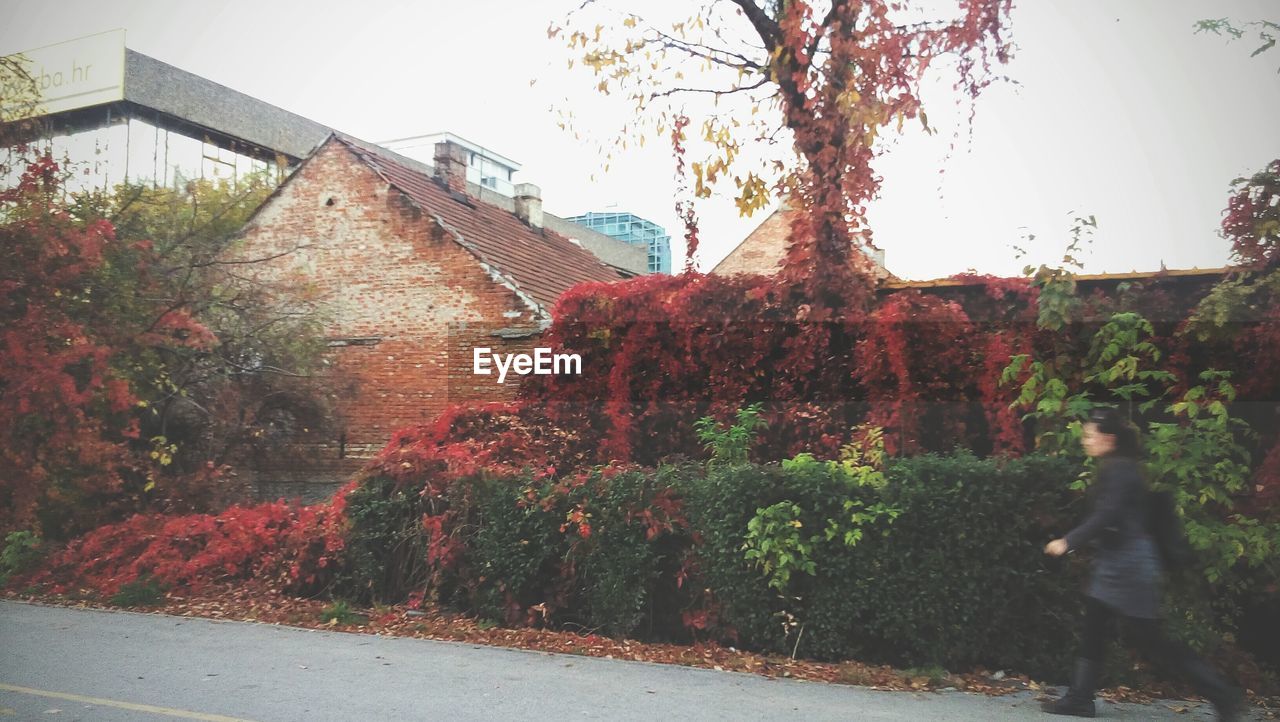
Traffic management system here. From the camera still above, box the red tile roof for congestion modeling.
[333,135,623,316]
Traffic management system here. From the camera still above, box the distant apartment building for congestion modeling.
[381,132,521,197]
[566,211,673,274]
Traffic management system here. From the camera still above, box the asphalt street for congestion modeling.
[0,600,1257,721]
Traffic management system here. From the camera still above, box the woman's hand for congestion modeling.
[1044,538,1069,557]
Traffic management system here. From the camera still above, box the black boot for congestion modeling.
[1179,656,1245,722]
[1042,658,1098,717]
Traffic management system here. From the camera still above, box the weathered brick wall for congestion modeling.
[711,207,888,278]
[711,208,791,276]
[232,140,543,491]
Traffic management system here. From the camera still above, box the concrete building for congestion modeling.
[0,30,328,190]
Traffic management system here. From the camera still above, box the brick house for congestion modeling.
[711,205,890,278]
[231,134,624,495]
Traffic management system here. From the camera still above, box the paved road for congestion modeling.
[0,600,1257,721]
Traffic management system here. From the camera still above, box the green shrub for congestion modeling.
[460,466,692,636]
[804,453,1083,676]
[0,530,43,587]
[676,462,794,651]
[466,472,569,624]
[572,466,690,637]
[320,600,368,625]
[109,577,166,607]
[678,451,1085,677]
[334,476,428,603]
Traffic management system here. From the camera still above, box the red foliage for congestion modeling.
[946,275,1040,455]
[1250,440,1280,520]
[0,155,234,538]
[366,402,590,495]
[0,157,143,534]
[1223,159,1280,268]
[26,485,352,597]
[369,264,1270,482]
[522,272,877,463]
[854,291,976,455]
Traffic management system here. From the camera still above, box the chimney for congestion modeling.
[514,183,543,230]
[433,141,468,194]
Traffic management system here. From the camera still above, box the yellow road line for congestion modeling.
[0,683,259,721]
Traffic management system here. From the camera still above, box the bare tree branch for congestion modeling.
[649,75,771,100]
[183,244,312,269]
[645,25,764,70]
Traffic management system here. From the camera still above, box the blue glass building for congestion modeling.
[565,211,672,274]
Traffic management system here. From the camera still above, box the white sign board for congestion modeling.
[2,29,125,118]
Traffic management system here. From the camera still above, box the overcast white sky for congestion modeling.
[2,1,1278,280]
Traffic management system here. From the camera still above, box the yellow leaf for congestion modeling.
[623,16,637,28]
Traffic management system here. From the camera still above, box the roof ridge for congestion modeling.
[333,135,616,267]
[333,135,547,318]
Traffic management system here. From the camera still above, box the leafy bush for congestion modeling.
[805,453,1083,675]
[0,530,43,586]
[333,476,427,603]
[338,431,1271,682]
[1,156,332,541]
[679,449,1083,676]
[459,466,690,635]
[320,600,367,625]
[109,577,165,607]
[1007,311,1280,652]
[466,472,570,625]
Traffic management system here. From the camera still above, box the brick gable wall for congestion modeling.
[232,141,542,495]
[711,207,890,279]
[711,209,792,276]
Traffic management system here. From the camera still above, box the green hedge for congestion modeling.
[342,451,1256,681]
[679,452,1085,676]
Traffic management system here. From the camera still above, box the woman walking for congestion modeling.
[1041,408,1245,720]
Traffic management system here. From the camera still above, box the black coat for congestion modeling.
[1065,456,1162,618]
